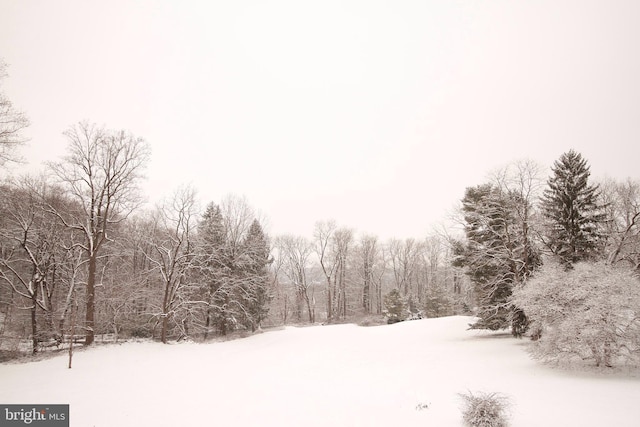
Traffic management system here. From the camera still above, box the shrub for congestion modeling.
[512,261,640,367]
[459,391,510,427]
[127,324,153,339]
[356,315,387,327]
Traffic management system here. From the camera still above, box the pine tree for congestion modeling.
[197,202,235,337]
[541,150,606,266]
[383,289,406,324]
[454,184,540,336]
[241,219,273,331]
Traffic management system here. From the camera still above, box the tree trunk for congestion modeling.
[30,300,38,354]
[340,261,347,318]
[204,308,211,340]
[85,253,97,345]
[363,258,371,314]
[603,339,613,368]
[282,295,288,325]
[326,283,332,322]
[334,288,340,319]
[220,319,227,336]
[295,288,303,322]
[363,280,370,313]
[305,294,314,323]
[113,318,119,343]
[68,298,77,369]
[161,315,169,343]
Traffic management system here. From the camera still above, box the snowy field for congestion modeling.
[1,316,639,426]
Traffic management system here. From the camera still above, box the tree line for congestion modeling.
[0,63,468,355]
[272,223,467,326]
[0,121,468,354]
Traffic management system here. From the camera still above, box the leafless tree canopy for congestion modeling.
[0,60,29,165]
[49,121,151,235]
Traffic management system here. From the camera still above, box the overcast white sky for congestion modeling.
[1,0,639,239]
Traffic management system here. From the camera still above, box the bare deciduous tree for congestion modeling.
[275,235,315,323]
[354,234,379,314]
[387,238,421,297]
[268,246,288,324]
[331,228,353,319]
[600,178,640,270]
[144,186,199,343]
[48,121,150,345]
[491,159,544,279]
[220,195,255,256]
[314,220,337,321]
[313,222,354,321]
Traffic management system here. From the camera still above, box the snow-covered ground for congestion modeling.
[1,316,638,426]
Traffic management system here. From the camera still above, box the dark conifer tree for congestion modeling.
[241,219,273,331]
[197,202,235,337]
[541,150,606,266]
[454,184,540,336]
[383,289,406,324]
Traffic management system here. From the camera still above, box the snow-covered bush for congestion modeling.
[512,261,640,367]
[459,391,510,427]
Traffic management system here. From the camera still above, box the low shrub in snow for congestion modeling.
[512,261,640,368]
[459,391,510,427]
[356,315,387,327]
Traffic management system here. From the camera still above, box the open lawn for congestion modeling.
[1,316,638,426]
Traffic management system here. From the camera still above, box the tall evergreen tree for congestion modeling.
[200,203,226,250]
[197,202,235,337]
[454,184,539,336]
[541,150,606,266]
[241,219,273,331]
